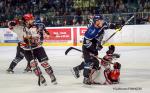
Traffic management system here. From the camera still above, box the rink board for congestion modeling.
[0,25,150,46]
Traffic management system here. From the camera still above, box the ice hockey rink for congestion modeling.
[0,46,150,93]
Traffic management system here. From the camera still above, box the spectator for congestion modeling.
[0,0,150,27]
[146,16,150,24]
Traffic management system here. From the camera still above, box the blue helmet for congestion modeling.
[93,15,103,23]
[35,16,41,23]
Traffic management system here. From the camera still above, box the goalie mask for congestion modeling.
[109,69,120,81]
[108,62,121,81]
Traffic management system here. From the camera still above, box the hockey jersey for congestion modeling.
[12,25,41,50]
[34,22,49,42]
[83,24,105,55]
[83,22,117,53]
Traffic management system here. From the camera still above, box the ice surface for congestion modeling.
[0,46,150,93]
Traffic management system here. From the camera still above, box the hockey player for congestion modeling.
[8,13,57,85]
[90,45,121,84]
[34,16,50,44]
[6,16,50,73]
[71,15,121,84]
[91,61,121,85]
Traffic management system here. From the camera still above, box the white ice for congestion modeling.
[0,46,150,93]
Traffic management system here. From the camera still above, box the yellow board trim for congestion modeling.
[77,43,150,46]
[1,43,150,46]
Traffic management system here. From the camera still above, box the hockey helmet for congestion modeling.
[23,13,34,21]
[35,16,41,23]
[110,69,120,81]
[93,15,103,23]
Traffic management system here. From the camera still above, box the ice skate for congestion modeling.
[50,74,57,85]
[40,75,47,86]
[6,68,14,74]
[23,67,32,73]
[71,67,80,78]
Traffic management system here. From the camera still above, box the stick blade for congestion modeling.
[65,47,73,55]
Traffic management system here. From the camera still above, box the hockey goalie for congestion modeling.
[90,51,121,85]
[72,45,121,85]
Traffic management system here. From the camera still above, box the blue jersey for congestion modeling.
[34,22,47,43]
[34,22,46,32]
[84,25,102,39]
[83,24,104,48]
[83,20,117,56]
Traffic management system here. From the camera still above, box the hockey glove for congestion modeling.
[96,44,103,51]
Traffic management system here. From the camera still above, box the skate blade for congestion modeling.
[52,81,58,85]
[6,71,14,74]
[41,82,47,86]
[39,82,47,86]
[23,70,32,73]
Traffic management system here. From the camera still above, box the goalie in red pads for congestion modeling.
[72,45,121,85]
[90,57,121,85]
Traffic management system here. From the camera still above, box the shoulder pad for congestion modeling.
[84,26,100,39]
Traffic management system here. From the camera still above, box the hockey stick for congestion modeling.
[102,15,135,45]
[23,27,41,86]
[65,47,82,55]
[65,46,113,64]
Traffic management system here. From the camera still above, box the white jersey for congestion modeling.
[12,25,41,50]
[91,66,112,85]
[91,55,120,85]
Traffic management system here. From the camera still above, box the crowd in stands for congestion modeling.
[0,0,150,27]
